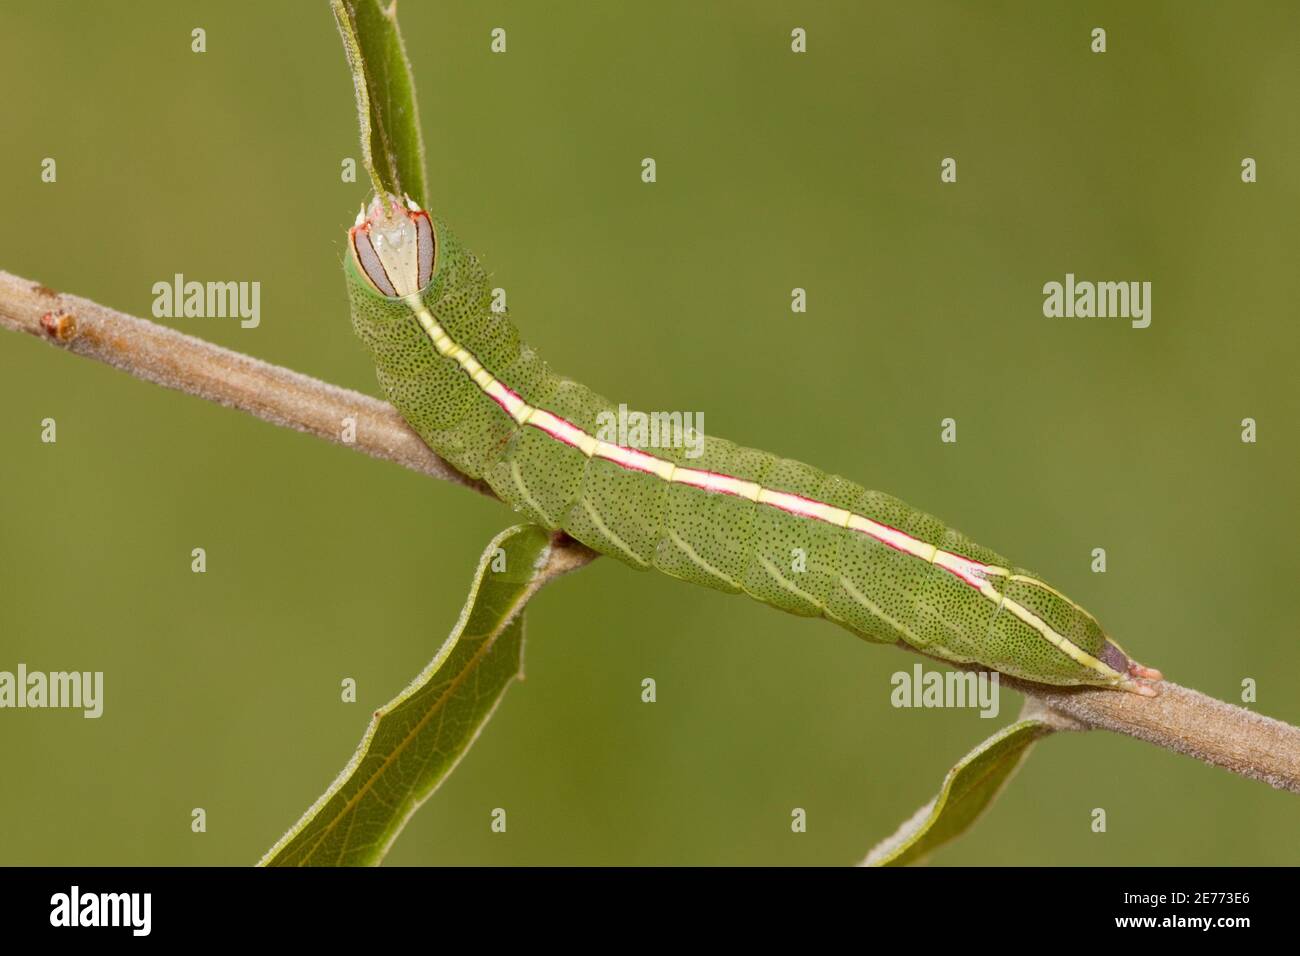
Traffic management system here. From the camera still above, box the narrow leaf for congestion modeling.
[260,524,558,866]
[862,719,1053,866]
[332,0,429,207]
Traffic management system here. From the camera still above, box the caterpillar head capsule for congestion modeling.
[348,193,436,298]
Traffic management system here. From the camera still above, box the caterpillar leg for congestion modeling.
[1117,659,1164,697]
[1128,661,1164,682]
[1112,660,1163,697]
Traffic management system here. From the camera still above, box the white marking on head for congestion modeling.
[348,194,436,298]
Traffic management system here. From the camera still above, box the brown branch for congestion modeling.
[3,268,1296,795]
[934,658,1300,795]
[1011,677,1300,794]
[0,269,494,498]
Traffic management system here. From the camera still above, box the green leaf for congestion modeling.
[862,719,1053,866]
[332,0,429,207]
[260,524,560,866]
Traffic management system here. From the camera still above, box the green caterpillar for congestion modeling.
[345,194,1162,695]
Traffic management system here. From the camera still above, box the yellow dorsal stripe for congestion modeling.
[407,299,1119,682]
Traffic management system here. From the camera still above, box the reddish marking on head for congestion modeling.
[348,195,436,298]
[31,284,58,299]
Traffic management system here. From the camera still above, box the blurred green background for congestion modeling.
[1,1,1297,866]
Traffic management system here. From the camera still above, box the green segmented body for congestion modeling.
[345,201,1154,692]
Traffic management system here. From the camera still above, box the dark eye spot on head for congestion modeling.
[351,226,399,297]
[414,211,435,290]
[347,194,436,298]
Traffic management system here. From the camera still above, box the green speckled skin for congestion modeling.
[346,218,1127,688]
